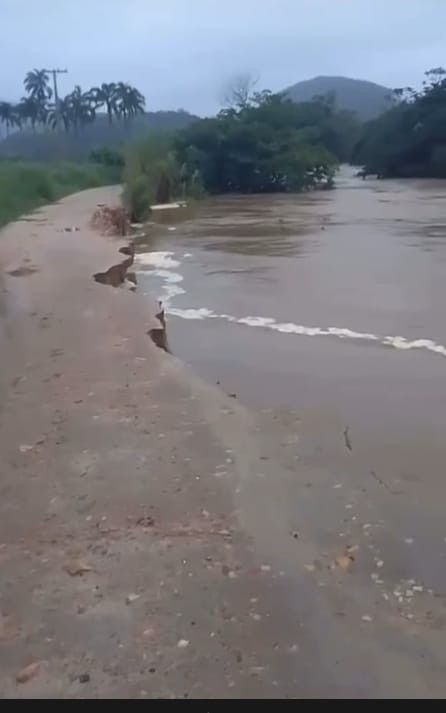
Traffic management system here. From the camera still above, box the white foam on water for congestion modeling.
[136,253,184,307]
[169,307,214,320]
[136,251,180,269]
[164,284,186,302]
[149,269,183,284]
[168,306,446,359]
[137,250,446,361]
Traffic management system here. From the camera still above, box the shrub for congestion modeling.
[123,174,152,222]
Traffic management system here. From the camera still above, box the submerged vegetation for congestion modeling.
[123,133,181,221]
[175,92,338,194]
[123,86,360,220]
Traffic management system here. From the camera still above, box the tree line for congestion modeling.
[0,69,145,136]
[123,85,361,219]
[174,88,358,194]
[353,67,446,178]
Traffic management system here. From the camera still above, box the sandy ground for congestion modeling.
[1,187,446,699]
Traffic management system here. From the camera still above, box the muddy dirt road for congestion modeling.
[1,185,446,698]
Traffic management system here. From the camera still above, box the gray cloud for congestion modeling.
[2,0,445,114]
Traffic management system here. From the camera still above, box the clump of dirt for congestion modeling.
[93,244,135,288]
[91,223,168,350]
[7,265,39,278]
[90,204,129,236]
[148,302,169,352]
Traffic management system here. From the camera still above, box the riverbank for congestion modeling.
[1,186,446,698]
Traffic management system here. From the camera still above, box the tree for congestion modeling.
[176,91,337,194]
[24,69,52,103]
[17,96,47,132]
[47,96,71,133]
[0,71,147,143]
[88,82,118,124]
[0,101,19,136]
[222,73,259,110]
[353,67,446,178]
[66,86,96,134]
[114,82,145,122]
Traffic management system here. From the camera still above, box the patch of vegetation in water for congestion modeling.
[122,87,360,221]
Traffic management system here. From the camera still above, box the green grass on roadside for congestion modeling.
[0,159,118,227]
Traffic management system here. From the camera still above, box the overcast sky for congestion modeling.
[2,0,445,115]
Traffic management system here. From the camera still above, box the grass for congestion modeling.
[0,159,119,227]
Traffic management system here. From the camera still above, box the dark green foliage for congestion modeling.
[353,68,446,178]
[122,90,358,209]
[175,92,340,194]
[284,76,392,120]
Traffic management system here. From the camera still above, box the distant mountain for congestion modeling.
[0,110,198,160]
[283,76,392,120]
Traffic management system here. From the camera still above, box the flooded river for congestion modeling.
[137,166,446,499]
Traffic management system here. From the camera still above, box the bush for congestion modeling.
[123,132,183,221]
[123,174,152,222]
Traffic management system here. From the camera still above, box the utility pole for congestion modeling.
[44,68,68,130]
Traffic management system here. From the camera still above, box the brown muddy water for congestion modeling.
[136,166,446,463]
[136,166,446,596]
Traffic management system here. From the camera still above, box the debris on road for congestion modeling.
[16,661,43,684]
[334,553,355,571]
[63,559,93,576]
[126,593,141,604]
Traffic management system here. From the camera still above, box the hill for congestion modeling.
[0,110,197,160]
[283,76,392,120]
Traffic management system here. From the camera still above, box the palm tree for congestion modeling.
[66,86,96,134]
[17,96,46,132]
[114,82,145,123]
[24,69,52,103]
[4,73,146,138]
[47,97,71,133]
[0,101,19,135]
[88,82,118,124]
[23,69,52,132]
